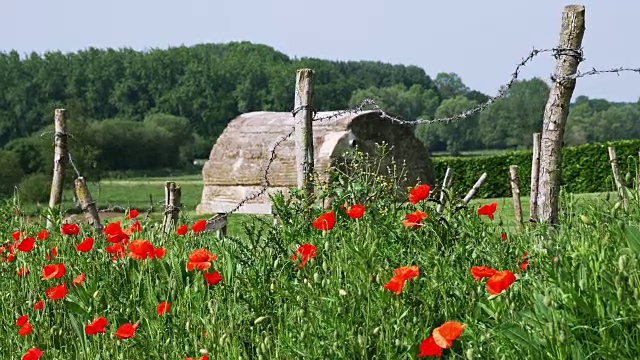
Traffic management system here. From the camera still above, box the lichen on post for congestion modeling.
[294,68,315,211]
[536,4,586,225]
[47,109,68,229]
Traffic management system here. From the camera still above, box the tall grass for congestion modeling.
[1,148,639,359]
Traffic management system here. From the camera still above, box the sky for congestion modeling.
[2,0,639,102]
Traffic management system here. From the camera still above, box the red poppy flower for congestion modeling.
[85,317,108,335]
[130,220,142,233]
[104,221,129,244]
[477,202,498,220]
[18,323,33,336]
[312,211,336,231]
[45,283,68,300]
[432,321,466,349]
[191,219,207,233]
[176,224,188,236]
[520,261,529,271]
[76,237,94,252]
[417,336,442,358]
[42,263,66,280]
[128,209,139,219]
[33,300,44,311]
[486,270,516,295]
[16,314,28,327]
[157,301,171,316]
[61,223,80,236]
[203,271,224,286]
[73,273,85,288]
[105,243,126,260]
[383,276,406,295]
[37,229,49,240]
[22,347,44,360]
[114,323,139,339]
[499,233,507,241]
[394,265,419,280]
[344,204,365,219]
[409,184,431,204]
[402,210,428,228]
[128,239,155,260]
[45,246,58,260]
[291,244,317,268]
[12,230,23,241]
[153,247,166,260]
[470,266,497,281]
[186,248,218,271]
[384,265,420,295]
[16,267,29,277]
[184,356,209,360]
[17,237,35,252]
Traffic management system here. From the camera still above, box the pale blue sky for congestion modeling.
[2,0,638,102]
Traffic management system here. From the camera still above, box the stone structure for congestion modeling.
[196,110,435,215]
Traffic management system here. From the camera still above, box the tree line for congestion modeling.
[0,41,639,198]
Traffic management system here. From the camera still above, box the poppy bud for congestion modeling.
[618,255,628,272]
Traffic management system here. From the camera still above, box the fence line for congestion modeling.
[48,39,640,229]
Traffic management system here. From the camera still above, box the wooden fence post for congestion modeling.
[74,177,103,232]
[294,68,315,211]
[47,109,68,229]
[608,147,629,211]
[536,4,586,225]
[436,168,453,213]
[529,133,541,222]
[462,172,488,204]
[205,214,228,238]
[162,182,181,233]
[509,165,523,226]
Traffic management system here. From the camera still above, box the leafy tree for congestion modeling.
[433,72,469,99]
[349,84,440,120]
[418,96,480,155]
[0,150,24,198]
[478,78,549,149]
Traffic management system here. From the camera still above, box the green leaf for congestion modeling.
[625,225,640,254]
[500,324,541,352]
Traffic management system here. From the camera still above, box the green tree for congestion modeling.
[478,78,549,149]
[0,150,24,197]
[424,95,480,155]
[433,72,469,99]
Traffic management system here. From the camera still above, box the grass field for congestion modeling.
[2,164,640,358]
[17,174,618,237]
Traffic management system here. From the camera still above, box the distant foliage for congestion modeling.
[17,173,52,203]
[432,139,640,198]
[0,150,24,197]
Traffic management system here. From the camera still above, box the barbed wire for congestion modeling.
[30,45,639,229]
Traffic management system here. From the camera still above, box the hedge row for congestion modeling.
[431,139,640,199]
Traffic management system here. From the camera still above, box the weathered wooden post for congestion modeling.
[162,181,181,233]
[294,69,315,211]
[536,4,586,225]
[462,172,488,204]
[436,168,453,213]
[529,133,541,222]
[509,165,523,226]
[74,177,103,232]
[608,147,629,211]
[47,109,68,229]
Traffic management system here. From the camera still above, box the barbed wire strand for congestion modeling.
[28,46,639,226]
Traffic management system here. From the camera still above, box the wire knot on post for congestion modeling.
[291,104,316,118]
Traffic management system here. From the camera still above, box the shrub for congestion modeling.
[0,150,24,198]
[17,173,52,203]
[432,139,640,198]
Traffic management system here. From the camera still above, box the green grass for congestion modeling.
[2,152,640,359]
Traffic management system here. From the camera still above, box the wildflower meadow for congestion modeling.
[1,150,640,359]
